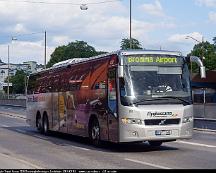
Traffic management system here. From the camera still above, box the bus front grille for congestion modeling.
[144,119,181,126]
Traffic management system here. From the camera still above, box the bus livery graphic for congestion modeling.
[26,50,205,146]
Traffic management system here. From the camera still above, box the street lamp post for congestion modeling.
[7,45,10,99]
[129,0,132,49]
[44,30,47,69]
[7,37,18,99]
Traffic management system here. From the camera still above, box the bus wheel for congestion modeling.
[148,141,163,147]
[36,115,43,133]
[89,119,100,146]
[43,115,49,135]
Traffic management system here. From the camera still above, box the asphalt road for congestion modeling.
[0,106,216,169]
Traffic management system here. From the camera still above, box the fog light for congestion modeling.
[183,116,193,123]
[122,118,143,125]
[132,131,138,136]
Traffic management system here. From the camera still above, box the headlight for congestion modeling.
[122,118,143,125]
[183,116,193,123]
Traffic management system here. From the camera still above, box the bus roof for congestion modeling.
[120,49,182,56]
[32,49,182,75]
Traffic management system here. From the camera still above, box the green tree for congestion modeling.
[47,45,67,68]
[120,38,143,50]
[213,37,216,46]
[47,40,106,68]
[188,41,216,72]
[4,70,26,94]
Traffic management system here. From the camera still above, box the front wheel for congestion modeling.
[36,116,43,133]
[89,119,100,146]
[148,141,163,147]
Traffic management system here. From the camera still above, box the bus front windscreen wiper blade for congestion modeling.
[131,96,190,105]
[155,96,191,105]
[131,98,170,105]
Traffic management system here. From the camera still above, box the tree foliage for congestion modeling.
[213,37,216,46]
[188,41,216,72]
[4,70,26,94]
[47,40,106,68]
[120,38,143,50]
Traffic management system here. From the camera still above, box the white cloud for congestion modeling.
[0,0,176,64]
[196,0,216,8]
[140,0,166,17]
[14,23,28,33]
[168,32,203,43]
[0,41,54,65]
[208,11,216,23]
[52,36,71,46]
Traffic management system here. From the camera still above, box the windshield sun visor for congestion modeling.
[130,66,182,75]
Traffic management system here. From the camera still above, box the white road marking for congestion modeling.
[194,128,216,134]
[0,153,44,169]
[125,158,172,169]
[1,124,10,128]
[34,135,49,140]
[15,129,27,133]
[72,146,90,151]
[175,141,216,148]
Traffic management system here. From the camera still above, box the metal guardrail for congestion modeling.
[194,104,216,131]
[193,103,216,120]
[0,99,26,108]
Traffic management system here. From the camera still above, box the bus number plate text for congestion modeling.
[155,130,172,136]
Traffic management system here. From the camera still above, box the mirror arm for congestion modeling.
[189,56,206,79]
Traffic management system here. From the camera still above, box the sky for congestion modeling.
[0,0,216,65]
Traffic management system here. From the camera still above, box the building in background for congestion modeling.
[0,58,44,91]
[23,61,37,73]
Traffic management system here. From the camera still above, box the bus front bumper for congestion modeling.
[119,122,193,143]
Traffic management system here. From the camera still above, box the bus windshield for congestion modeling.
[120,63,192,106]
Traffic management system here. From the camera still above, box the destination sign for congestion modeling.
[124,55,183,66]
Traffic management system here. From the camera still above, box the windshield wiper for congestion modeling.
[157,96,191,105]
[131,98,170,106]
[130,96,190,106]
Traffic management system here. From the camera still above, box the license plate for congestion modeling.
[155,130,172,136]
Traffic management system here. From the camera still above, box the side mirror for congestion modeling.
[189,56,206,79]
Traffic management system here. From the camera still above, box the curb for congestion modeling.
[0,104,26,108]
[194,118,216,131]
[193,128,216,133]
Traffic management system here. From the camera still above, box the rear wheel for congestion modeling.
[43,115,49,135]
[89,118,100,146]
[148,141,163,147]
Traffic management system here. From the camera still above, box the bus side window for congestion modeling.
[108,69,117,115]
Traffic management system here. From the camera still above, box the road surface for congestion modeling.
[0,105,215,169]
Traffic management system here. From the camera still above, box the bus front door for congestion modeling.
[107,68,118,143]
